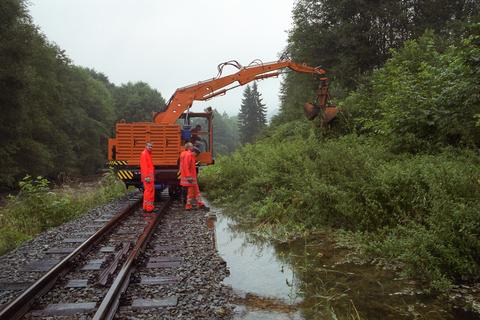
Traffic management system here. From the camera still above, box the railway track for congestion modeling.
[0,191,229,319]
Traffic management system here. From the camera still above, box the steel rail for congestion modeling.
[93,199,171,320]
[0,195,142,320]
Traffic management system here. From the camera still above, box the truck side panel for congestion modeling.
[115,123,182,166]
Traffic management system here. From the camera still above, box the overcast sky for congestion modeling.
[28,0,295,118]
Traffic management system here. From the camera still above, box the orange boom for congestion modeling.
[108,59,337,196]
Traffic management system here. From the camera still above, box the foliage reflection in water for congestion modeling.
[211,208,479,320]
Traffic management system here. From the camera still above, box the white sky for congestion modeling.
[28,0,295,118]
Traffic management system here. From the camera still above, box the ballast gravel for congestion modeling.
[0,193,138,307]
[115,201,234,319]
[0,195,236,319]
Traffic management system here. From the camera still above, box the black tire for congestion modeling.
[155,190,162,202]
[168,185,181,199]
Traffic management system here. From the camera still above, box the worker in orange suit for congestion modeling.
[180,146,206,210]
[140,142,155,212]
[191,147,208,210]
[179,142,193,204]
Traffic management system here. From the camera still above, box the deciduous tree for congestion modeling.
[113,82,166,122]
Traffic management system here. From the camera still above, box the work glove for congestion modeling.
[145,177,151,183]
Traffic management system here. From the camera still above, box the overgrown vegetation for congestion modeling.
[204,129,480,289]
[344,29,480,152]
[202,23,480,290]
[0,174,126,255]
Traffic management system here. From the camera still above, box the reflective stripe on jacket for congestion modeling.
[179,150,197,186]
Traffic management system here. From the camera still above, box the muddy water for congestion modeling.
[211,210,479,320]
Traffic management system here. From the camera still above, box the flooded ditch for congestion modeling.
[209,207,479,320]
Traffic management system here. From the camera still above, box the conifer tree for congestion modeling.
[238,82,267,144]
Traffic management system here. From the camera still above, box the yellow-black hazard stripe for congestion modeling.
[117,170,134,180]
[109,160,128,166]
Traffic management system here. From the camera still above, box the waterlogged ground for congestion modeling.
[211,208,479,320]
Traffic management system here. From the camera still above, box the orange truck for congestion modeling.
[107,59,337,197]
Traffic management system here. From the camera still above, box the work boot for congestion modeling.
[197,203,210,211]
[185,204,193,211]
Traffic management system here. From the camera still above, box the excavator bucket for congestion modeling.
[304,102,320,120]
[304,103,338,124]
[323,106,338,123]
[304,80,338,125]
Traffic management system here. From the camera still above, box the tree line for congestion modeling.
[274,0,479,123]
[212,110,240,155]
[0,0,168,189]
[0,0,247,189]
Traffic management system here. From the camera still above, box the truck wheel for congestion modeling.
[155,190,162,202]
[168,185,181,199]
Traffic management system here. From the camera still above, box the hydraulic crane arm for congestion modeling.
[153,59,329,124]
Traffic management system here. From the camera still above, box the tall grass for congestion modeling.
[0,173,126,255]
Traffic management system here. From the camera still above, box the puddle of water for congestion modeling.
[215,214,300,303]
[213,213,302,319]
[233,308,303,320]
[211,208,480,320]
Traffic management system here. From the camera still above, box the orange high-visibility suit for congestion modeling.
[179,149,189,203]
[140,148,155,212]
[179,150,204,209]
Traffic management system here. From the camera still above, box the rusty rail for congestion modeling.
[0,195,142,320]
[92,198,171,320]
[98,242,130,286]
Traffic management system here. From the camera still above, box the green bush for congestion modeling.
[343,28,480,152]
[202,127,480,288]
